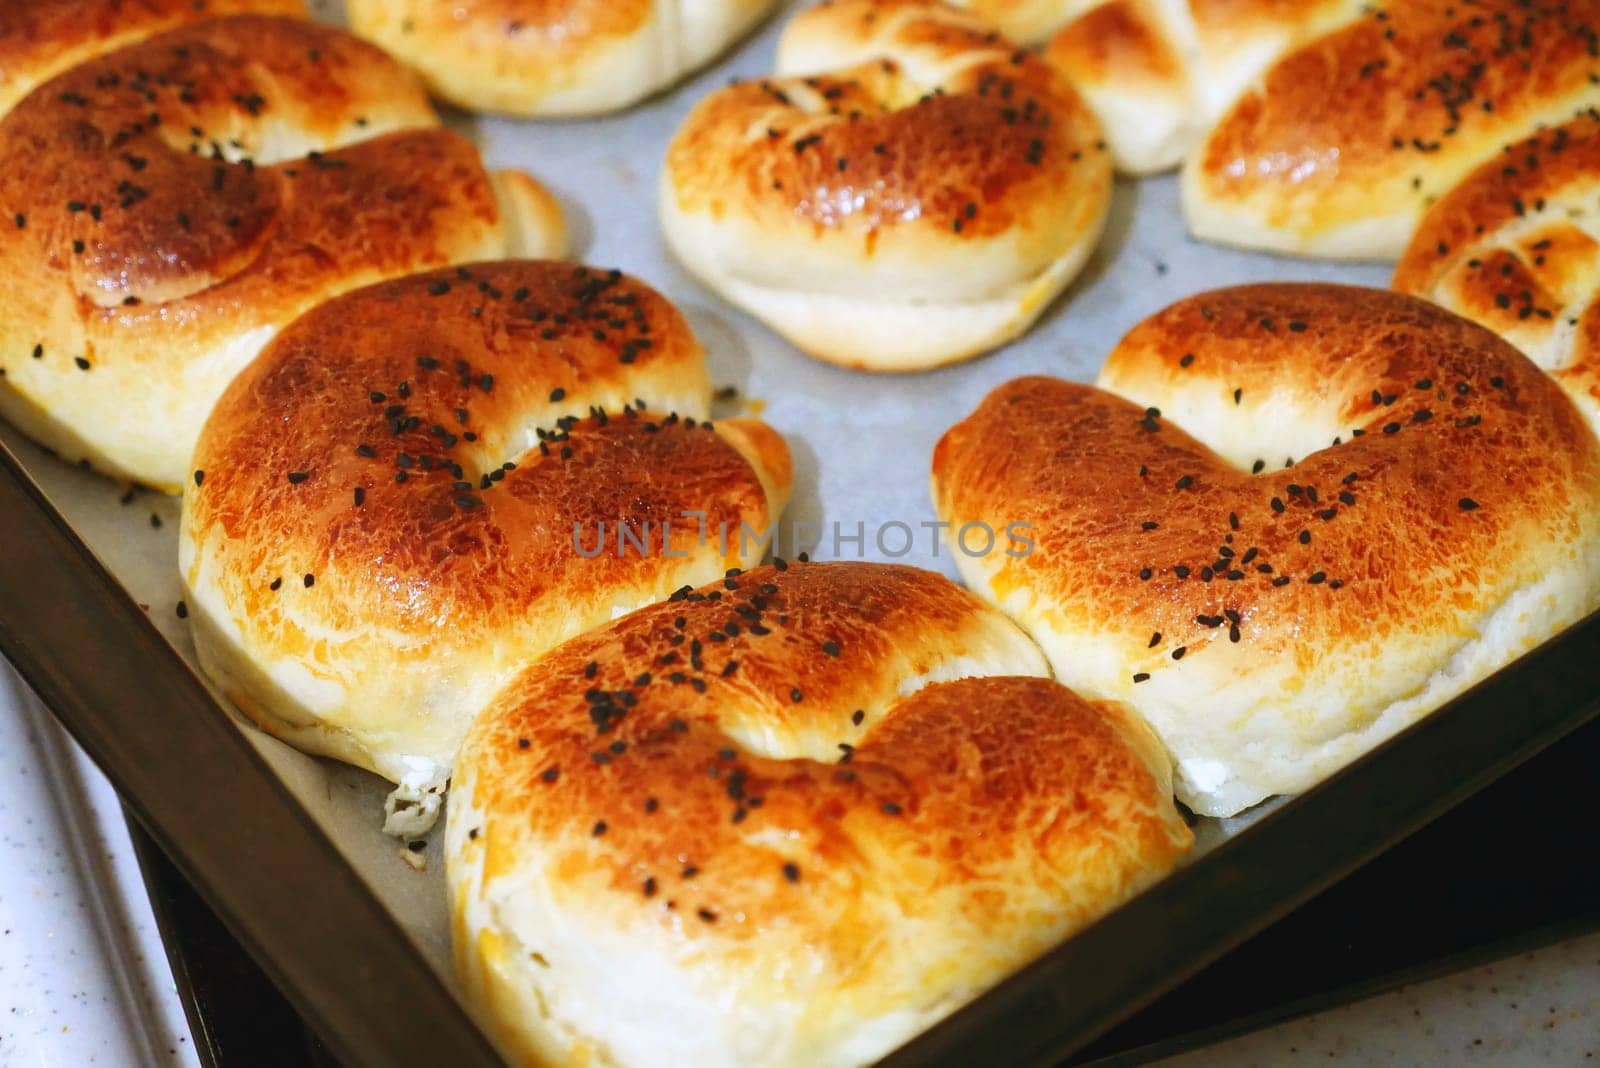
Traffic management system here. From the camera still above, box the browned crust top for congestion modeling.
[0,16,440,309]
[934,284,1600,674]
[668,1,1107,244]
[463,561,1188,946]
[0,0,304,108]
[1195,0,1600,214]
[189,262,773,638]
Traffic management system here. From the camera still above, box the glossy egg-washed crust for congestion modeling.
[0,0,305,117]
[451,561,1189,1067]
[183,262,792,787]
[0,16,564,491]
[1395,112,1600,432]
[668,0,1107,282]
[935,284,1600,814]
[347,0,778,117]
[661,0,1110,369]
[1185,0,1600,258]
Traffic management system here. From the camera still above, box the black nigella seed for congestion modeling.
[1175,475,1194,490]
[427,279,450,296]
[1171,646,1187,661]
[1133,672,1150,683]
[541,767,559,782]
[822,640,840,658]
[790,687,803,703]
[1459,497,1479,510]
[193,470,204,486]
[287,471,308,484]
[176,600,188,619]
[782,863,800,883]
[303,573,315,588]
[881,803,902,815]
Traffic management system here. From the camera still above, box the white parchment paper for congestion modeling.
[5,0,1390,983]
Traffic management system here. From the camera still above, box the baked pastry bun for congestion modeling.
[933,284,1600,816]
[449,560,1190,1067]
[0,16,565,492]
[1182,0,1600,259]
[0,0,305,118]
[661,0,1112,371]
[347,0,780,117]
[181,261,792,835]
[1395,114,1600,433]
[1040,0,1355,174]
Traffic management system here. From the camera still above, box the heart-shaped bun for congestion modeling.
[450,561,1190,1067]
[934,284,1600,815]
[181,261,791,832]
[0,16,564,491]
[661,0,1111,371]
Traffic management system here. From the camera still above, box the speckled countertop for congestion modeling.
[1,663,1594,1067]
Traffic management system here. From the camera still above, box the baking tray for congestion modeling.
[1,1,1597,1063]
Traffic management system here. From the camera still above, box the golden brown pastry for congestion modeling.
[449,561,1190,1067]
[1040,0,1357,173]
[933,284,1600,816]
[1394,113,1600,433]
[0,16,565,492]
[181,261,792,835]
[1182,0,1600,258]
[0,0,305,118]
[660,0,1111,371]
[347,0,780,117]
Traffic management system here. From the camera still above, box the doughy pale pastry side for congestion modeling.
[450,561,1191,1068]
[1041,0,1359,173]
[934,284,1600,816]
[1395,113,1600,434]
[181,261,792,835]
[347,0,781,117]
[0,16,565,492]
[661,0,1112,371]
